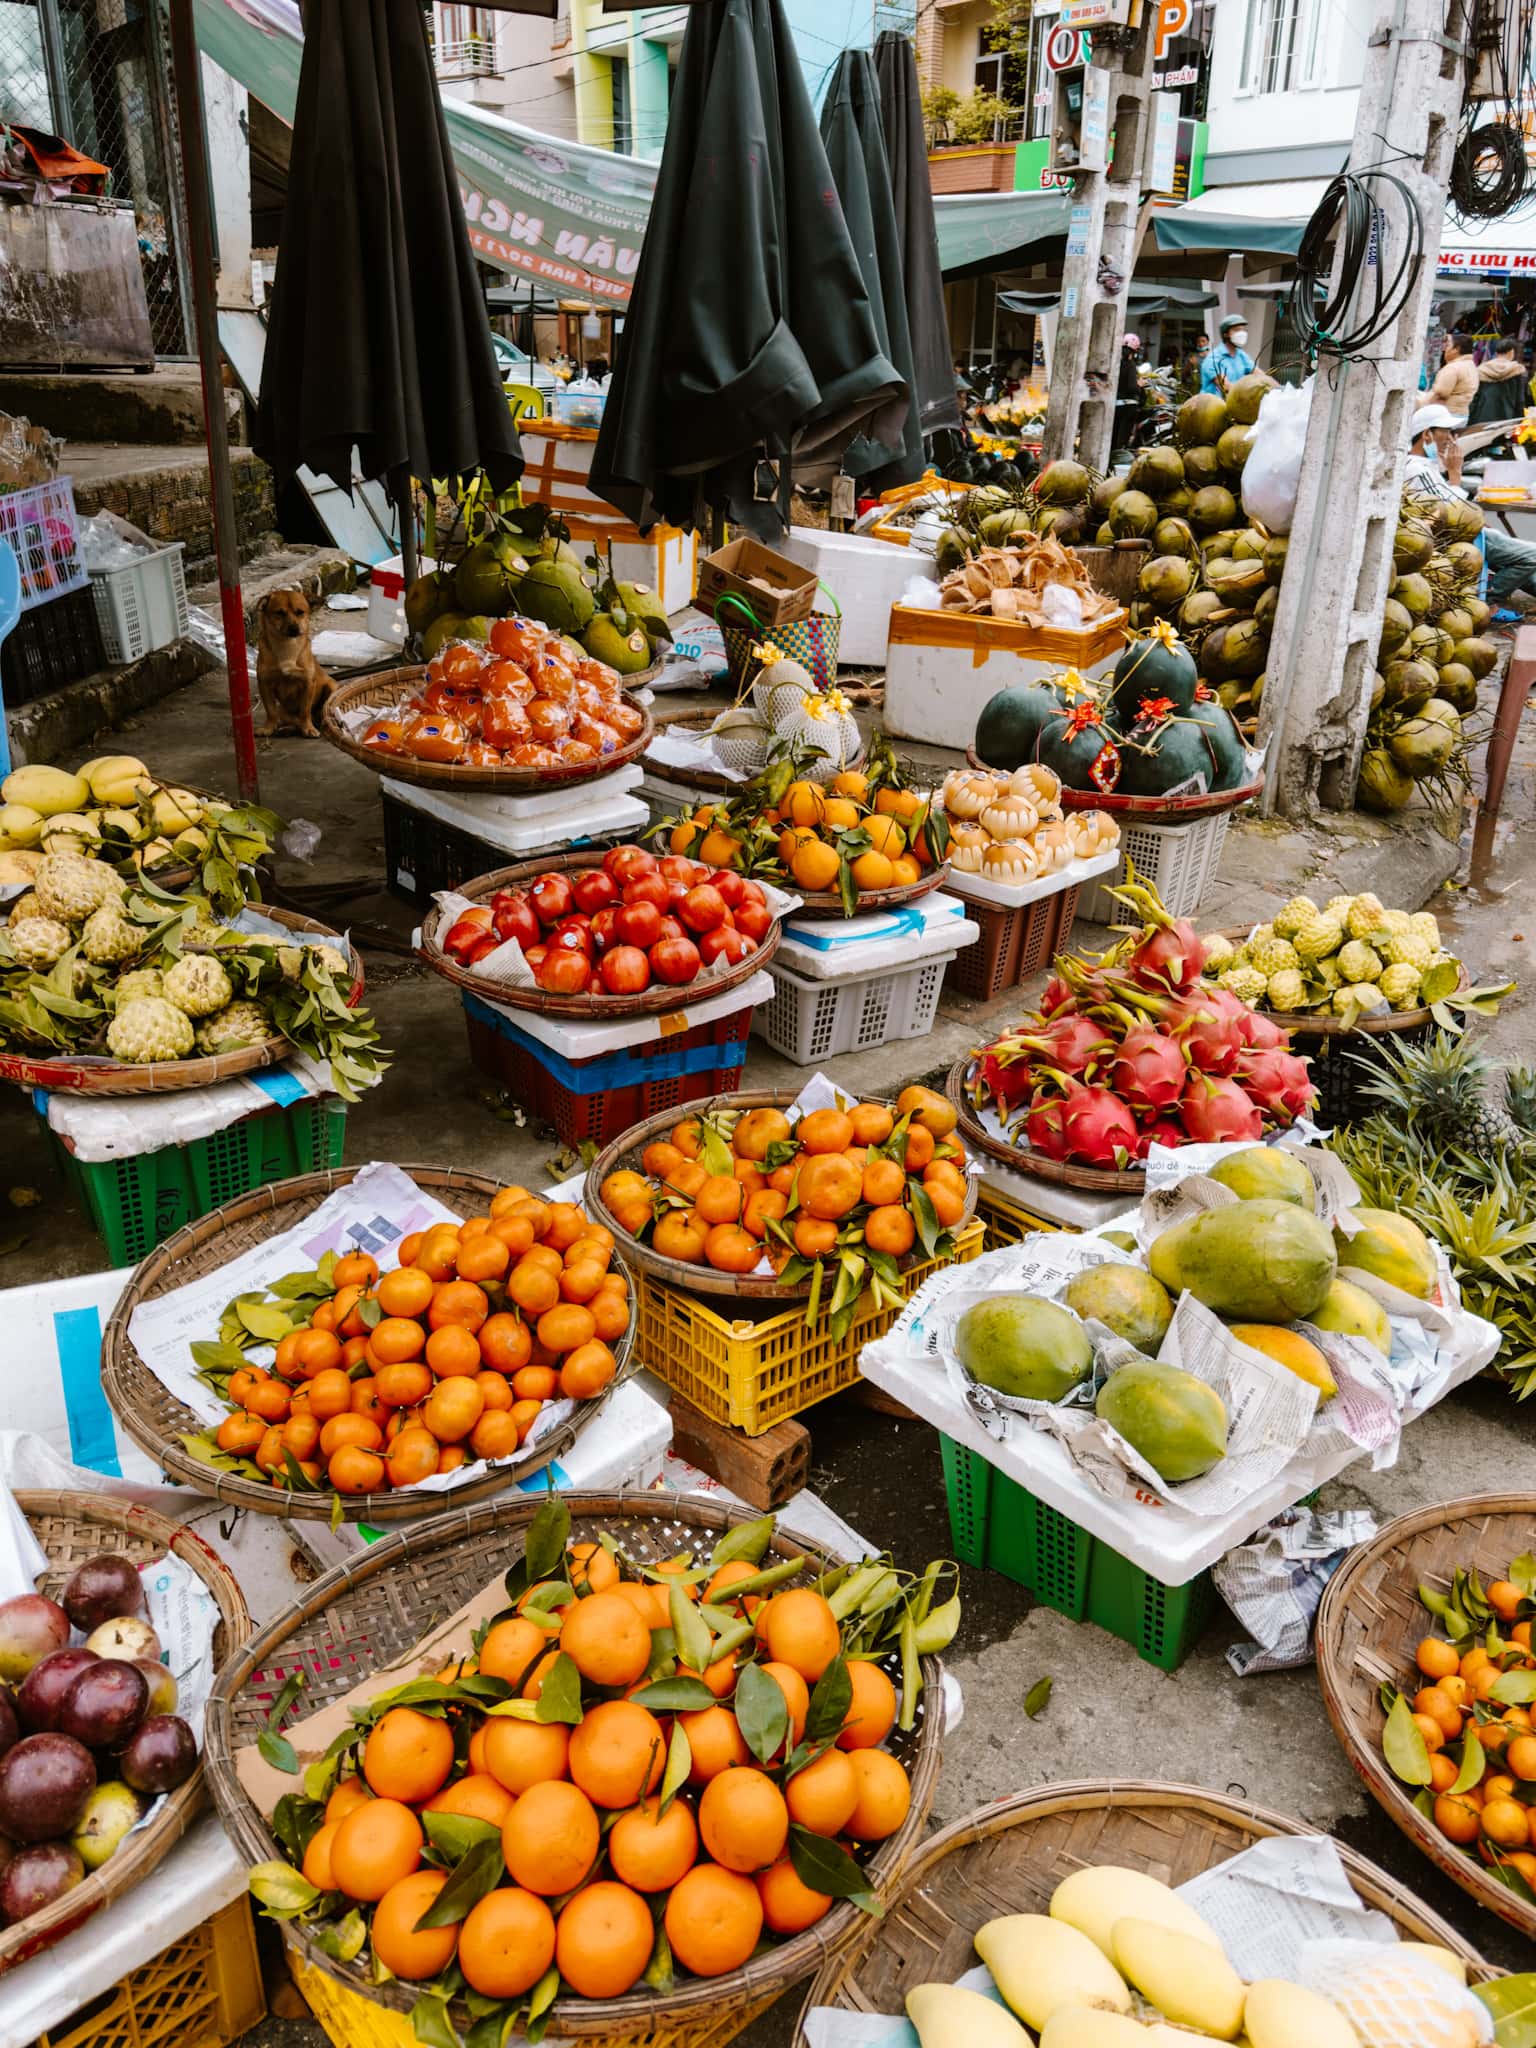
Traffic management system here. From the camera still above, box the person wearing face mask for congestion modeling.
[1406,404,1536,608]
[1200,314,1254,395]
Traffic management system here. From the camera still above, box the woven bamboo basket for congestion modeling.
[0,905,364,1098]
[967,744,1264,819]
[1317,1494,1536,1942]
[1211,927,1465,1038]
[945,1055,1149,1195]
[787,862,952,921]
[203,1491,944,2042]
[99,1165,637,1524]
[643,712,867,800]
[416,847,780,1018]
[0,1490,251,1975]
[323,668,655,793]
[586,1088,980,1303]
[796,1778,1492,2038]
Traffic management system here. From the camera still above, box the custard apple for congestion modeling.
[1379,962,1424,1010]
[1310,954,1343,989]
[1246,922,1276,951]
[1409,911,1441,949]
[1200,932,1236,973]
[163,952,233,1018]
[1333,981,1389,1017]
[1216,964,1267,1005]
[115,967,165,1005]
[106,997,194,1063]
[1336,939,1383,984]
[8,891,40,925]
[1323,894,1355,919]
[81,906,142,966]
[1380,931,1432,970]
[1272,896,1318,939]
[311,943,351,982]
[1248,936,1301,977]
[8,916,72,970]
[35,852,122,925]
[1345,892,1385,940]
[1293,914,1344,961]
[1377,908,1412,938]
[194,1000,273,1053]
[1268,968,1307,1011]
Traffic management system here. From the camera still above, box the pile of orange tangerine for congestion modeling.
[212,1189,627,1496]
[597,1089,968,1277]
[669,771,943,899]
[292,1549,914,2003]
[1393,1569,1536,1881]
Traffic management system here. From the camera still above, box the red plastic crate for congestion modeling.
[947,881,1082,1002]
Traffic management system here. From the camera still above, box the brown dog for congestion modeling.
[255,588,333,737]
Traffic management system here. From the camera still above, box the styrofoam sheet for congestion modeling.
[946,846,1119,912]
[382,759,643,824]
[385,777,649,858]
[36,1057,344,1164]
[777,913,979,982]
[461,968,775,1060]
[980,1153,1141,1232]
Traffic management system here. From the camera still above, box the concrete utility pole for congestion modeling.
[1256,0,1467,818]
[1038,19,1156,471]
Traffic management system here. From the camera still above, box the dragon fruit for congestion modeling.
[1058,1084,1140,1166]
[1163,987,1250,1077]
[1107,866,1207,994]
[1014,1012,1115,1079]
[1111,1027,1188,1116]
[1025,1092,1069,1159]
[1038,975,1074,1017]
[1134,1118,1188,1158]
[1237,1048,1316,1126]
[978,1045,1035,1108]
[1240,1008,1289,1051]
[1179,1074,1263,1143]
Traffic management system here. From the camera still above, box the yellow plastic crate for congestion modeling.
[37,1897,263,2048]
[978,1182,1066,1247]
[636,1217,985,1434]
[292,1952,777,2048]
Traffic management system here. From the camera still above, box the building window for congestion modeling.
[1240,0,1323,92]
[611,53,632,152]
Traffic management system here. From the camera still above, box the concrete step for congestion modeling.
[66,443,280,583]
[188,547,357,636]
[0,366,242,447]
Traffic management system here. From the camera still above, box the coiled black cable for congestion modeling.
[1285,169,1424,360]
[1449,120,1531,219]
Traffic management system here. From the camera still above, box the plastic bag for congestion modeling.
[1040,580,1084,630]
[77,511,150,571]
[1241,380,1313,534]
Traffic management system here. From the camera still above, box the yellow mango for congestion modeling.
[905,1984,1034,2048]
[2,765,90,816]
[1111,1918,1245,2039]
[976,1914,1130,2031]
[1050,1867,1221,1960]
[1244,1980,1361,2048]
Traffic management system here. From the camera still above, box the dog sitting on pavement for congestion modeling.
[255,587,334,737]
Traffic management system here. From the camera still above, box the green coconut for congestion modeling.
[1369,670,1385,710]
[1037,504,1087,544]
[1464,596,1492,631]
[1217,424,1256,475]
[1189,485,1238,532]
[980,507,1035,547]
[1392,524,1435,573]
[1175,392,1229,447]
[1153,517,1199,558]
[1201,617,1267,682]
[1358,748,1414,812]
[935,527,969,576]
[1095,522,1116,544]
[1138,554,1198,606]
[1381,657,1437,710]
[1453,636,1498,679]
[1201,531,1237,561]
[1179,589,1224,634]
[1261,535,1290,585]
[1393,571,1433,619]
[1091,474,1128,516]
[1205,557,1267,607]
[1162,487,1195,516]
[1108,489,1159,538]
[1436,606,1473,641]
[1444,540,1484,584]
[1229,528,1267,561]
[1435,662,1478,712]
[1388,710,1457,776]
[1225,369,1278,425]
[1182,445,1224,488]
[1036,459,1092,505]
[1128,446,1186,498]
[1254,584,1278,631]
[1377,598,1412,657]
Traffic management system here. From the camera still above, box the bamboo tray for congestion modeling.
[1212,928,1469,1039]
[787,861,952,921]
[0,905,364,1098]
[643,712,867,800]
[795,1778,1491,2038]
[586,1088,979,1303]
[203,1492,944,2041]
[99,1165,636,1524]
[968,745,1264,819]
[0,1490,251,1975]
[946,1055,1149,1195]
[1317,1494,1536,1942]
[417,847,781,1018]
[324,667,655,792]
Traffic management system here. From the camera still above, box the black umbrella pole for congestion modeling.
[167,0,260,804]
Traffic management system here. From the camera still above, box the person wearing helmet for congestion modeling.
[1115,332,1144,445]
[1201,314,1254,396]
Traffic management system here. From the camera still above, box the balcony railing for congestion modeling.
[435,35,499,78]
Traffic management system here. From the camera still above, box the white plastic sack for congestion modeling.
[1040,580,1084,629]
[1241,379,1313,534]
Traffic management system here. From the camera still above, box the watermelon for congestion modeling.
[1037,702,1123,793]
[1114,698,1246,796]
[974,680,1077,770]
[1106,624,1199,729]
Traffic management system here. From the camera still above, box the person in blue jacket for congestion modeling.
[1201,314,1255,396]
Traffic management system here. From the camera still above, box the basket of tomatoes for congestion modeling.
[323,618,654,793]
[205,1492,951,2046]
[101,1166,636,1524]
[418,844,784,1018]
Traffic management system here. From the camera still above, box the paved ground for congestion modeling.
[11,634,1536,2039]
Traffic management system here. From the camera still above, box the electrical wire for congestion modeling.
[1445,0,1536,223]
[1284,168,1423,359]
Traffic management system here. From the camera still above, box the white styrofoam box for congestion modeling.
[777,903,979,983]
[883,603,1127,750]
[386,760,643,824]
[519,425,698,614]
[367,552,439,646]
[978,1151,1140,1232]
[470,968,775,1061]
[780,526,930,666]
[382,775,649,860]
[1078,809,1233,924]
[754,952,956,1064]
[946,846,1119,912]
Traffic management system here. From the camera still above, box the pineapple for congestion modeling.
[1217,964,1268,1005]
[1268,968,1306,1011]
[1272,896,1318,940]
[1346,892,1386,940]
[1380,931,1433,970]
[1337,939,1383,984]
[1248,936,1301,977]
[1353,1031,1509,1152]
[1294,913,1345,961]
[1504,1066,1536,1140]
[1201,932,1236,973]
[1379,962,1423,1010]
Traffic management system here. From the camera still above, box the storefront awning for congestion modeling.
[1152,179,1331,256]
[935,190,1075,279]
[1438,210,1536,277]
[999,278,1217,314]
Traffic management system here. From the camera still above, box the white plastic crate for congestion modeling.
[1078,809,1232,923]
[753,952,954,1064]
[88,541,189,662]
[0,476,87,613]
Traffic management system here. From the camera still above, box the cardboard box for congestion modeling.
[695,534,817,629]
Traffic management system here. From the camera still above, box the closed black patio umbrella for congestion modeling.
[874,29,961,447]
[253,0,522,576]
[591,0,905,538]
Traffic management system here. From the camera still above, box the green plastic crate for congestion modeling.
[49,1097,347,1266]
[940,1433,1214,1670]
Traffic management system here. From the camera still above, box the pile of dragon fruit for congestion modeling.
[969,873,1318,1169]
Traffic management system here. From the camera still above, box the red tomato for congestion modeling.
[491,893,540,948]
[530,874,574,926]
[600,945,652,995]
[734,900,771,943]
[700,926,752,967]
[535,949,589,994]
[680,884,728,935]
[650,935,701,986]
[653,916,686,945]
[590,906,620,953]
[711,870,747,908]
[623,872,671,912]
[615,900,663,949]
[571,869,619,915]
[603,845,658,887]
[548,918,593,954]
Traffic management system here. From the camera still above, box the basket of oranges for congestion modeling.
[587,1087,976,1323]
[204,1491,949,2047]
[101,1166,636,1524]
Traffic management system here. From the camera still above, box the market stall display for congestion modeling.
[0,1490,248,1965]
[100,1164,636,1523]
[205,1493,947,2043]
[1317,1494,1536,1942]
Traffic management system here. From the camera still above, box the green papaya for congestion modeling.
[954,1297,1092,1403]
[1334,1208,1436,1299]
[1148,1199,1337,1322]
[1208,1147,1314,1208]
[1309,1277,1393,1356]
[1063,1264,1174,1353]
[1096,1360,1229,1482]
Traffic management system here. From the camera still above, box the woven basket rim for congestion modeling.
[99,1164,637,1523]
[323,666,656,793]
[586,1087,980,1301]
[945,1055,1148,1193]
[966,744,1263,819]
[785,863,952,921]
[416,846,781,1018]
[795,1776,1494,2036]
[1211,927,1467,1037]
[202,1489,944,2036]
[1316,1492,1536,1942]
[0,1489,252,1973]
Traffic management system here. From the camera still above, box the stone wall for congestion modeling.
[72,452,280,581]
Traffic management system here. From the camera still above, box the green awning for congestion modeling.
[999,278,1218,314]
[933,190,1075,278]
[1153,211,1307,256]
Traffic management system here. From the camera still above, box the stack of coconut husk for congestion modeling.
[937,534,1121,626]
